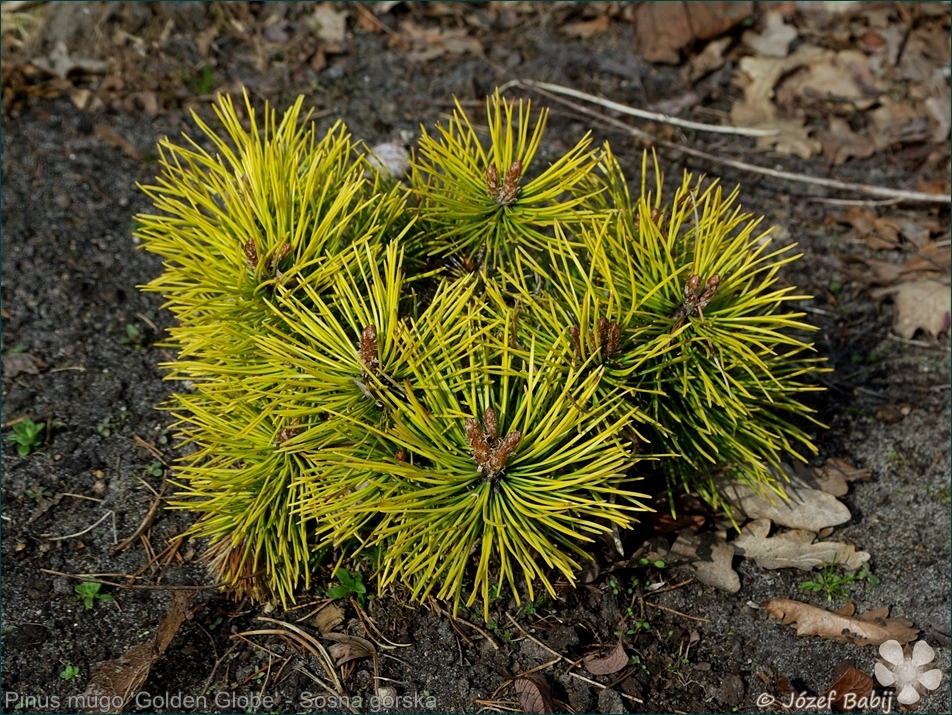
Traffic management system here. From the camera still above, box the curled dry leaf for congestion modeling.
[3,351,45,379]
[82,591,191,713]
[633,1,752,64]
[743,10,798,58]
[322,632,375,666]
[669,530,739,593]
[817,117,876,166]
[93,124,142,161]
[716,466,852,532]
[871,280,951,339]
[732,519,870,571]
[822,659,874,713]
[584,639,628,676]
[561,14,610,40]
[764,598,919,646]
[310,3,348,44]
[810,458,872,497]
[311,602,345,634]
[514,673,554,714]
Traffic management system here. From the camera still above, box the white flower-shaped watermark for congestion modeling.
[874,639,943,705]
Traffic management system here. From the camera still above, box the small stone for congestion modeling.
[597,688,626,714]
[54,194,71,210]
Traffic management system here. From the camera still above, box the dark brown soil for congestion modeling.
[2,3,949,714]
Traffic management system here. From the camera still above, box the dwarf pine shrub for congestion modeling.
[136,89,825,614]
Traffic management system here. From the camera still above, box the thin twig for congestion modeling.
[112,484,167,554]
[643,600,711,623]
[39,568,223,591]
[505,80,950,205]
[61,492,103,503]
[510,79,780,137]
[41,510,113,541]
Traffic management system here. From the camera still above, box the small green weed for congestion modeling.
[184,65,217,95]
[60,665,80,681]
[25,487,49,503]
[74,582,114,610]
[144,461,164,477]
[118,324,144,349]
[7,419,45,456]
[326,568,368,607]
[97,413,128,438]
[802,560,880,602]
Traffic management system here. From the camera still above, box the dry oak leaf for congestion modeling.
[843,206,902,250]
[810,457,872,497]
[310,3,348,44]
[777,49,880,109]
[871,280,951,339]
[765,598,918,646]
[322,632,375,666]
[82,591,191,713]
[398,20,483,62]
[669,530,740,593]
[732,518,870,571]
[3,351,45,379]
[683,36,731,84]
[730,45,828,125]
[514,673,554,714]
[716,466,851,532]
[753,117,822,159]
[822,659,874,713]
[742,9,798,58]
[584,639,628,676]
[311,602,345,634]
[816,117,876,166]
[633,2,752,64]
[561,14,610,40]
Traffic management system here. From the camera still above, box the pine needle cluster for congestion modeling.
[136,89,825,613]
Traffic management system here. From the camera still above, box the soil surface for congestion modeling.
[2,3,949,714]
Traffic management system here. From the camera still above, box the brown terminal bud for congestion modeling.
[697,274,720,309]
[486,165,500,197]
[395,450,408,463]
[244,238,259,272]
[486,430,521,478]
[569,326,582,356]
[483,407,499,444]
[271,242,292,273]
[596,317,609,354]
[487,160,522,206]
[650,208,662,224]
[359,325,379,373]
[684,274,701,302]
[605,322,621,360]
[465,418,492,468]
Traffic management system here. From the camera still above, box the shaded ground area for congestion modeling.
[2,3,949,713]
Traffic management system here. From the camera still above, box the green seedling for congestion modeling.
[144,461,164,477]
[97,413,127,438]
[60,665,80,681]
[24,487,49,503]
[326,569,368,607]
[7,419,45,456]
[74,582,114,610]
[184,64,217,95]
[638,558,666,568]
[118,323,144,349]
[801,559,879,602]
